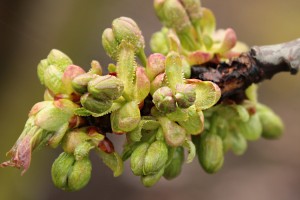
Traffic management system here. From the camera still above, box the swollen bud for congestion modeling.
[72,73,95,94]
[238,114,262,141]
[257,104,284,139]
[150,28,170,55]
[152,86,177,113]
[110,101,141,133]
[102,28,119,60]
[146,53,166,81]
[159,117,186,147]
[80,93,113,114]
[51,152,92,191]
[175,84,196,108]
[47,49,72,71]
[112,17,145,54]
[180,0,202,24]
[88,75,124,101]
[198,133,224,173]
[141,168,164,187]
[163,147,184,180]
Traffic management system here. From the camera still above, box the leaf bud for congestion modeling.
[88,75,124,101]
[152,86,177,113]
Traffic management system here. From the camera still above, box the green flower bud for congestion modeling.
[62,128,90,154]
[198,133,224,173]
[130,141,168,176]
[144,141,168,175]
[102,28,119,60]
[182,56,191,79]
[257,104,284,139]
[175,84,196,108]
[37,59,49,85]
[88,75,124,101]
[150,28,170,55]
[43,65,66,95]
[112,17,145,54]
[180,0,202,24]
[155,0,191,33]
[163,147,184,180]
[51,152,92,191]
[131,143,149,176]
[238,114,262,141]
[153,86,177,113]
[141,168,164,187]
[146,53,166,81]
[47,49,72,71]
[111,101,141,133]
[230,132,247,156]
[80,93,113,114]
[72,73,96,94]
[159,117,186,147]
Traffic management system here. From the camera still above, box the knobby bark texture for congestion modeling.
[191,39,300,102]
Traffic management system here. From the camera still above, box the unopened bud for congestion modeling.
[88,75,124,101]
[153,86,176,113]
[257,104,284,139]
[163,147,184,180]
[146,53,166,81]
[110,101,141,133]
[150,73,166,95]
[102,28,119,60]
[51,152,92,191]
[47,49,72,71]
[62,65,86,95]
[72,73,95,94]
[159,117,186,147]
[144,141,168,175]
[80,93,113,114]
[150,28,170,55]
[175,84,196,108]
[180,0,202,23]
[238,114,262,141]
[141,168,164,187]
[198,133,224,173]
[178,106,204,135]
[112,17,145,53]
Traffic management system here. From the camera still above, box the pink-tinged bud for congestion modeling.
[110,101,141,133]
[213,28,237,54]
[146,53,166,81]
[187,50,213,65]
[158,117,186,147]
[134,67,150,103]
[150,73,166,95]
[152,86,177,113]
[62,65,86,95]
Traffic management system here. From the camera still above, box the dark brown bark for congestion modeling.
[191,38,300,102]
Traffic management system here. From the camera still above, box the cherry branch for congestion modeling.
[190,39,300,101]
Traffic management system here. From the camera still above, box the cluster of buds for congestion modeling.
[1,0,284,191]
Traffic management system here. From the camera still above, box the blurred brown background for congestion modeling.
[1,0,300,199]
